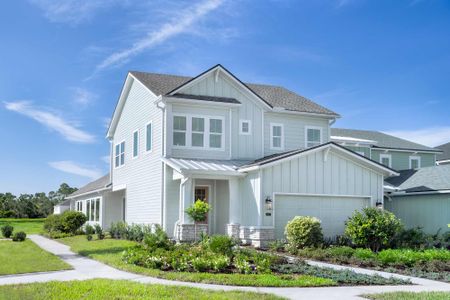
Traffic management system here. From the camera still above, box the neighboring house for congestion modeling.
[53,199,70,215]
[436,142,450,165]
[384,164,450,234]
[67,64,400,247]
[331,128,441,171]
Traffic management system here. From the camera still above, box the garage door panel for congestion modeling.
[274,195,369,239]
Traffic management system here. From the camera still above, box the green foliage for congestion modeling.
[85,224,95,235]
[1,224,13,238]
[12,231,26,242]
[345,208,403,252]
[86,234,93,241]
[94,224,105,240]
[392,227,431,250]
[208,235,236,257]
[60,211,87,234]
[285,216,323,250]
[185,200,211,222]
[354,248,377,260]
[142,225,173,252]
[48,231,73,239]
[377,249,450,267]
[43,214,63,233]
[268,240,286,252]
[364,291,450,300]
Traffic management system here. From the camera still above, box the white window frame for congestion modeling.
[114,140,125,168]
[85,197,101,223]
[356,151,365,156]
[409,155,421,169]
[191,117,205,148]
[305,126,323,148]
[132,130,139,159]
[239,119,252,135]
[145,121,153,153]
[270,123,284,150]
[379,153,392,168]
[172,113,225,151]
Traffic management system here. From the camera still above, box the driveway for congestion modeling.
[0,235,449,300]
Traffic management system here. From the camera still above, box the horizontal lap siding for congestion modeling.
[113,79,162,224]
[371,150,436,170]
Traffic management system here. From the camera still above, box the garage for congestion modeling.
[274,194,370,239]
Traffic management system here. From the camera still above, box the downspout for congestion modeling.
[155,95,166,229]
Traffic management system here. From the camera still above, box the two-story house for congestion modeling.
[66,64,398,247]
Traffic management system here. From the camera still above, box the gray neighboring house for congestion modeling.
[436,142,450,165]
[385,164,450,234]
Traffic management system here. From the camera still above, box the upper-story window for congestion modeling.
[146,122,152,152]
[132,130,139,158]
[239,120,251,135]
[306,126,322,148]
[409,156,421,169]
[380,153,392,168]
[173,114,224,150]
[270,123,284,150]
[173,116,187,146]
[115,141,125,168]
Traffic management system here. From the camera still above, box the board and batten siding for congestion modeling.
[264,113,330,156]
[260,149,383,226]
[173,71,265,159]
[371,150,436,170]
[112,78,163,225]
[385,194,450,234]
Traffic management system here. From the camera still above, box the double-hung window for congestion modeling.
[132,130,139,158]
[146,122,152,152]
[409,156,421,169]
[85,198,100,222]
[192,117,205,147]
[76,201,83,212]
[209,118,223,148]
[306,127,322,148]
[173,116,187,146]
[380,154,392,168]
[270,123,284,149]
[115,141,125,168]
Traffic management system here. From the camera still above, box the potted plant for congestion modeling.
[185,200,211,241]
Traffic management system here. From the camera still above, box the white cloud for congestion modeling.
[4,101,95,143]
[385,127,450,147]
[89,0,224,77]
[101,155,110,164]
[72,87,97,107]
[49,161,103,180]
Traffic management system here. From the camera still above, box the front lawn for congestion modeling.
[0,218,44,234]
[59,235,407,287]
[0,279,283,300]
[0,239,71,275]
[363,291,450,300]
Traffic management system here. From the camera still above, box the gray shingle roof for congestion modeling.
[68,174,110,198]
[331,128,440,152]
[436,142,450,161]
[385,165,450,193]
[130,69,338,116]
[168,93,240,104]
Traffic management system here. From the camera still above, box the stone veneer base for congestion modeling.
[175,223,208,242]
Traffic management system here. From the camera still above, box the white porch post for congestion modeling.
[180,177,193,224]
[227,178,240,238]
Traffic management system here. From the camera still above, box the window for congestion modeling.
[115,141,125,168]
[239,120,251,135]
[192,117,205,147]
[409,156,421,169]
[306,127,322,148]
[146,122,152,152]
[380,154,392,168]
[133,130,139,158]
[356,151,365,156]
[173,116,187,146]
[85,198,100,222]
[76,201,83,212]
[209,118,223,148]
[270,123,284,149]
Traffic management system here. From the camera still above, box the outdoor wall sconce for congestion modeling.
[265,197,273,211]
[375,201,383,208]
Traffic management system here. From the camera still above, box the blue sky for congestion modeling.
[1,0,450,194]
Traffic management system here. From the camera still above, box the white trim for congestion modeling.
[356,151,365,156]
[409,155,421,169]
[132,129,139,159]
[229,109,232,159]
[305,126,323,148]
[379,153,392,168]
[164,96,241,108]
[67,187,110,199]
[112,184,126,192]
[373,147,441,154]
[437,159,450,165]
[271,107,339,119]
[145,121,153,153]
[239,119,252,135]
[261,110,265,156]
[114,140,126,168]
[392,189,450,196]
[270,122,284,150]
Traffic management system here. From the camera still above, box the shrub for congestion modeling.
[285,216,323,250]
[208,235,236,257]
[61,211,87,234]
[143,225,173,251]
[393,227,430,250]
[85,224,95,235]
[12,231,26,242]
[86,234,93,241]
[1,224,13,238]
[185,200,211,222]
[44,214,64,233]
[354,248,377,260]
[109,221,128,239]
[345,207,403,252]
[48,231,73,239]
[94,224,105,240]
[269,240,286,252]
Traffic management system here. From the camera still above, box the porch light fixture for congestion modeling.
[265,197,273,211]
[375,201,383,208]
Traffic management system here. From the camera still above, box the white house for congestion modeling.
[66,64,398,247]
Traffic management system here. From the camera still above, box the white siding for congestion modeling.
[264,113,330,156]
[163,165,180,237]
[112,78,163,224]
[239,171,262,226]
[103,190,124,229]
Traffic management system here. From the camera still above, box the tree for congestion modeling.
[58,183,78,197]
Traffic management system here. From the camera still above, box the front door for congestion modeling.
[194,187,209,224]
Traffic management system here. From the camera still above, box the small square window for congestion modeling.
[239,120,251,135]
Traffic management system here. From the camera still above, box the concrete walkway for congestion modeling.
[0,235,448,300]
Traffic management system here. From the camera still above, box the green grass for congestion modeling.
[0,279,284,300]
[0,218,45,235]
[363,292,450,300]
[0,239,71,275]
[59,236,335,287]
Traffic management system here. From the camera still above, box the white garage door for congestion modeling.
[274,194,370,239]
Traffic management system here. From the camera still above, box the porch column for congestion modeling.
[228,178,240,224]
[180,177,193,224]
